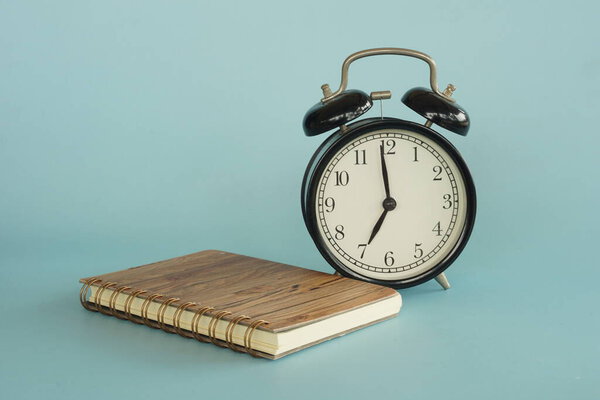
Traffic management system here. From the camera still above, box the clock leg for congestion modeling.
[434,273,451,290]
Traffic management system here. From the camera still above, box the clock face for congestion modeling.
[312,126,472,283]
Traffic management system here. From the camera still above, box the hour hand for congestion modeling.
[367,209,388,245]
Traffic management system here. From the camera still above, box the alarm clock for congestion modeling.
[301,48,476,289]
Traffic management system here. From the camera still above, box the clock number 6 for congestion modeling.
[384,251,394,267]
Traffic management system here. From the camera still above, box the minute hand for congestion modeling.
[367,145,395,245]
[380,144,390,198]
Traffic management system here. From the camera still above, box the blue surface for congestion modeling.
[1,1,598,399]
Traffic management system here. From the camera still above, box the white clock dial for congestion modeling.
[315,128,469,281]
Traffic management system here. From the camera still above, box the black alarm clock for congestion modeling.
[301,48,476,289]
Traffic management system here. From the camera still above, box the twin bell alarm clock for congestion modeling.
[301,48,476,290]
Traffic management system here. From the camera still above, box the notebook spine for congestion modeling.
[79,278,269,358]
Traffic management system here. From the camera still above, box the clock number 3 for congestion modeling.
[443,194,453,209]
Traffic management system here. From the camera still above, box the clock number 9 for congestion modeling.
[334,225,345,240]
[443,194,453,209]
[324,197,335,213]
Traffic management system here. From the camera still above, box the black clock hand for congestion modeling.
[380,144,390,198]
[367,145,397,245]
[367,209,388,245]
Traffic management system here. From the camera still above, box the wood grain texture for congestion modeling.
[81,250,398,332]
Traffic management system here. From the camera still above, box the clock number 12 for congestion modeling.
[380,139,396,155]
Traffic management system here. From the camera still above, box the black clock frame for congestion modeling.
[301,117,477,289]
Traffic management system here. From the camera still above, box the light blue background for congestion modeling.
[1,1,598,399]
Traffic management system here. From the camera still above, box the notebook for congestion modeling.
[79,250,401,359]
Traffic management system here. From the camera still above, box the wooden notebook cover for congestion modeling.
[80,250,398,332]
